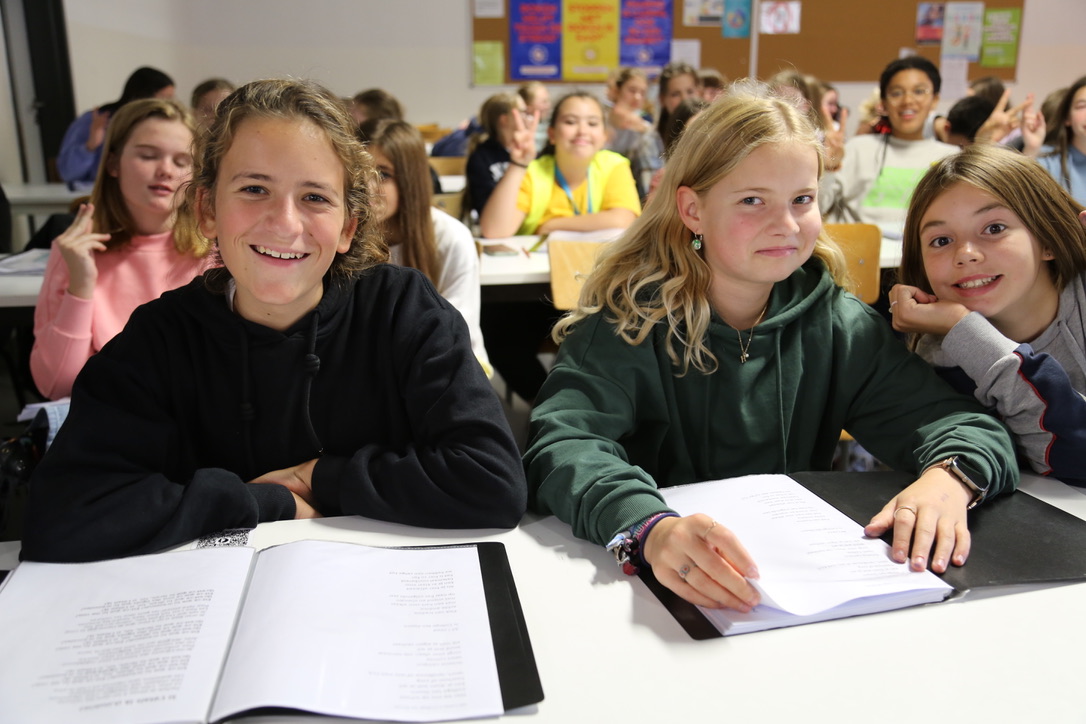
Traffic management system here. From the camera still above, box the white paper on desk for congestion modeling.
[0,546,253,724]
[210,540,503,723]
[545,227,626,244]
[662,475,952,617]
[0,247,50,274]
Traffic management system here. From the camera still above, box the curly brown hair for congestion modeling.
[177,77,387,289]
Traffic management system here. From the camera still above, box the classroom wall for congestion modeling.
[2,0,1084,189]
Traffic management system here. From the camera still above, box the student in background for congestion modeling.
[655,61,700,141]
[478,91,640,404]
[1025,75,1086,206]
[606,67,664,196]
[892,144,1086,486]
[646,96,708,201]
[820,80,842,130]
[465,91,532,217]
[191,78,235,132]
[768,70,847,172]
[698,68,726,102]
[479,91,640,238]
[361,118,491,373]
[524,83,1017,608]
[823,56,957,234]
[32,99,210,400]
[57,66,176,189]
[940,95,996,147]
[518,81,552,151]
[22,78,526,563]
[350,88,404,126]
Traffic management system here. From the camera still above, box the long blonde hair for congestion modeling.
[554,81,847,375]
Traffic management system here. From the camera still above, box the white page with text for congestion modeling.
[209,540,504,723]
[0,546,253,724]
[662,475,952,616]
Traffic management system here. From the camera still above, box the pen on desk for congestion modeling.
[522,247,531,258]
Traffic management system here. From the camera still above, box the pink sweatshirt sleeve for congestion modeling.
[30,248,96,400]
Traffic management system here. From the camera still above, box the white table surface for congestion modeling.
[440,175,465,194]
[3,473,1082,724]
[5,183,83,217]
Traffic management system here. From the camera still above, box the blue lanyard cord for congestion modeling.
[554,166,593,215]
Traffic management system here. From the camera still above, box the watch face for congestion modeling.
[953,458,988,492]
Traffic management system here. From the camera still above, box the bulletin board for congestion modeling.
[472,1,1024,84]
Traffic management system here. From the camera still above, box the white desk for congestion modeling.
[440,175,466,194]
[0,275,42,309]
[4,474,1081,723]
[5,183,82,218]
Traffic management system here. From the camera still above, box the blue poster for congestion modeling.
[511,0,562,81]
[620,0,672,73]
[722,0,751,38]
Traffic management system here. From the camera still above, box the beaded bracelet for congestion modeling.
[606,511,679,575]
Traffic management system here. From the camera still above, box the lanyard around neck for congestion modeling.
[554,165,593,215]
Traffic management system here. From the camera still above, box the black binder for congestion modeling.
[641,472,1086,640]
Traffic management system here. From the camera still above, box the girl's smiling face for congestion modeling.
[198,116,356,331]
[919,182,1058,340]
[883,69,938,140]
[548,96,606,162]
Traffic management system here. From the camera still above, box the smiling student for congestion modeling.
[824,56,957,235]
[32,98,210,400]
[21,79,527,563]
[892,143,1086,486]
[524,83,1017,610]
[479,91,641,238]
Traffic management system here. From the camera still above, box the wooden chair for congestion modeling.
[415,123,451,144]
[824,223,881,304]
[548,240,607,310]
[824,223,883,447]
[431,192,464,220]
[428,156,466,176]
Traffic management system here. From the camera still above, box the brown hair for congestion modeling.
[179,78,386,287]
[351,88,404,123]
[554,80,846,375]
[900,143,1086,312]
[90,98,206,256]
[1043,75,1086,191]
[656,61,699,137]
[359,119,440,284]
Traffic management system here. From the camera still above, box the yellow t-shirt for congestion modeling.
[516,153,641,233]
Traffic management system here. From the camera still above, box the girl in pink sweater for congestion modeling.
[32,98,211,399]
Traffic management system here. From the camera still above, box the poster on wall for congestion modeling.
[683,0,723,27]
[915,2,945,45]
[980,7,1020,68]
[759,1,800,34]
[942,2,984,61]
[620,0,672,74]
[563,0,620,81]
[511,0,562,80]
[473,41,506,85]
[722,0,751,38]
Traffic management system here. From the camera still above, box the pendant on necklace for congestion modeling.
[740,352,749,364]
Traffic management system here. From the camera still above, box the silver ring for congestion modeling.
[703,521,717,538]
[889,300,898,314]
[678,565,692,580]
[894,505,917,517]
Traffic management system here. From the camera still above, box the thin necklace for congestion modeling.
[734,304,768,364]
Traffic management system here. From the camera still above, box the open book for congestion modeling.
[651,474,953,637]
[0,540,542,724]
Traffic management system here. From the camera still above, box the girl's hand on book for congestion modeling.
[250,459,318,508]
[889,283,970,337]
[642,514,761,611]
[864,468,972,574]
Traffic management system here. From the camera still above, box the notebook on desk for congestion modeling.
[640,472,1086,640]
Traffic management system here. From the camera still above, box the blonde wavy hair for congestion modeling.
[553,80,848,375]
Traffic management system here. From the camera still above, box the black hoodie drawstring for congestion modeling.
[301,312,324,455]
[238,329,257,475]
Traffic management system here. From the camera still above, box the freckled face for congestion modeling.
[198,117,356,331]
